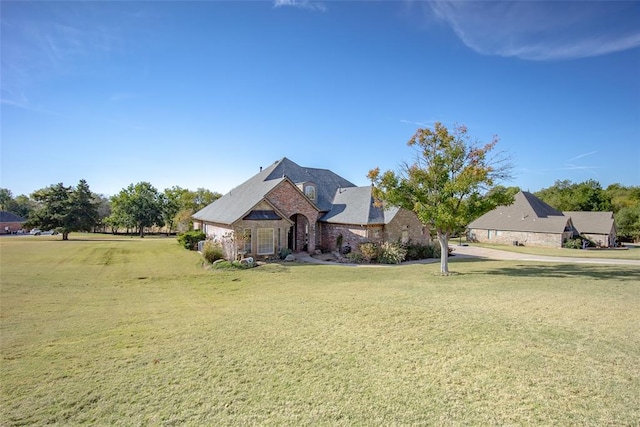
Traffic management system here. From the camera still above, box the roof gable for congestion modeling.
[468,191,571,233]
[193,158,355,224]
[265,158,356,211]
[192,168,284,225]
[564,211,615,235]
[321,186,400,225]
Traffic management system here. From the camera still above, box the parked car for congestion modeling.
[30,229,42,235]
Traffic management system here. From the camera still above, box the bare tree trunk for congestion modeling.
[437,231,449,275]
[62,231,69,241]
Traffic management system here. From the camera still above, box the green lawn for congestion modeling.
[2,234,639,425]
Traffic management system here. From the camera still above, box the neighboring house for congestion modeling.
[0,211,27,234]
[467,191,617,248]
[192,158,429,259]
[563,211,616,247]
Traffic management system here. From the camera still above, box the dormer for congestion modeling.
[297,181,317,202]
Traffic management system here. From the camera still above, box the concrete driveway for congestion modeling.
[452,244,640,266]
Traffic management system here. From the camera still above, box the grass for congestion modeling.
[1,234,639,425]
[469,241,640,260]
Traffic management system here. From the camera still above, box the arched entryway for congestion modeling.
[289,213,312,252]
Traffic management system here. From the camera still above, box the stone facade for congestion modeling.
[383,208,428,245]
[468,228,574,248]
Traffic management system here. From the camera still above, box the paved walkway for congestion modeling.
[297,246,640,267]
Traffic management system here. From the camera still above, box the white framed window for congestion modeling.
[257,228,274,255]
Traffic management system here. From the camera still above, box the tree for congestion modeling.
[110,182,164,237]
[616,205,640,242]
[192,188,221,211]
[0,188,13,211]
[93,194,112,233]
[11,194,38,219]
[162,186,189,235]
[606,183,640,213]
[535,179,612,212]
[172,187,222,232]
[368,122,513,274]
[27,180,99,240]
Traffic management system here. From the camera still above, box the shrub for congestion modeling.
[563,237,594,249]
[279,248,292,259]
[405,242,453,259]
[177,230,206,250]
[345,252,364,263]
[202,241,225,263]
[377,242,407,264]
[211,260,253,270]
[359,242,378,263]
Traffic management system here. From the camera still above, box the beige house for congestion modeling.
[467,191,617,248]
[192,158,429,258]
[563,211,616,247]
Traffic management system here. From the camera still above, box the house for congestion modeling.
[192,158,429,258]
[563,211,616,247]
[466,191,617,248]
[0,211,27,234]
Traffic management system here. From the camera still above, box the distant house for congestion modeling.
[563,211,616,248]
[0,211,27,234]
[467,191,617,248]
[192,157,429,258]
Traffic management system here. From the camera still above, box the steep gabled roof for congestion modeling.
[468,191,571,234]
[192,161,285,225]
[265,157,356,211]
[193,157,356,225]
[321,186,400,225]
[0,211,26,222]
[564,211,615,235]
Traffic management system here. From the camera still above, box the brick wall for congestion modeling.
[320,209,430,253]
[467,228,570,248]
[266,180,320,251]
[1,222,25,233]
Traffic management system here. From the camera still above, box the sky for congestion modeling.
[1,0,639,198]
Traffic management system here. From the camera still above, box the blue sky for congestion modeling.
[2,1,639,197]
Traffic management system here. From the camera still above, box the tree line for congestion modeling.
[0,182,221,240]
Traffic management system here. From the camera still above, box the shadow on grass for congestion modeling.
[464,259,640,282]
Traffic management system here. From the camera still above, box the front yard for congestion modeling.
[1,234,638,425]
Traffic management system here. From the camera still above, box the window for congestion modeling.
[402,230,409,244]
[304,184,316,201]
[243,229,252,254]
[257,228,274,255]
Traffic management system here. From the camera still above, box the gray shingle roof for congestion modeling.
[192,161,285,224]
[265,158,356,211]
[0,211,26,222]
[564,211,615,235]
[321,186,400,225]
[467,191,571,234]
[192,157,357,225]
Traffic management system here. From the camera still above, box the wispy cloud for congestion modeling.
[400,119,431,127]
[566,151,597,163]
[561,164,601,171]
[273,0,326,12]
[428,1,640,61]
